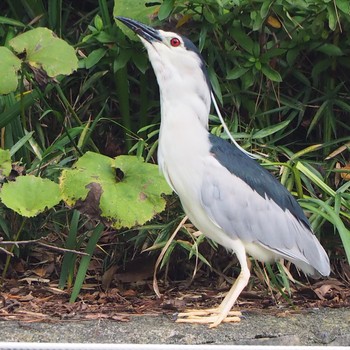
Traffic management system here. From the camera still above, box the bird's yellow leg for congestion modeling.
[176,253,250,328]
[176,309,241,324]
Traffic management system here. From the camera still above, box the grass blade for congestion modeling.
[69,223,104,302]
[307,198,350,264]
[59,210,80,289]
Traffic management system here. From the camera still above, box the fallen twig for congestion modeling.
[0,246,13,256]
[0,238,88,256]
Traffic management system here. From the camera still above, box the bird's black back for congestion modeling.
[209,134,311,230]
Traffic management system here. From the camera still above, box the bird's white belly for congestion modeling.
[158,134,280,262]
[158,135,245,253]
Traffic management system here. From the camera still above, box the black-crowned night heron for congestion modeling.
[117,17,330,328]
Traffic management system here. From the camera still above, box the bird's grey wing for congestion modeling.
[201,155,297,252]
[200,135,329,276]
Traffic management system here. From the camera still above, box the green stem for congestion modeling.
[98,0,112,29]
[59,210,80,289]
[114,66,132,150]
[139,73,148,132]
[54,84,99,155]
[1,218,27,281]
[69,223,104,302]
[292,164,304,198]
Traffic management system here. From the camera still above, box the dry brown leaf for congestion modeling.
[111,314,130,322]
[18,277,50,284]
[340,164,350,180]
[314,284,333,300]
[19,292,34,301]
[32,267,49,278]
[13,260,26,273]
[122,289,137,297]
[267,15,282,28]
[101,264,118,290]
[313,279,345,300]
[84,313,108,320]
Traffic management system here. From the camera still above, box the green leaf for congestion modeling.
[94,14,103,31]
[336,0,350,14]
[114,0,159,40]
[316,43,343,56]
[292,70,311,87]
[0,176,61,217]
[0,149,12,177]
[296,162,336,198]
[307,100,328,137]
[95,31,116,44]
[333,99,350,113]
[260,0,272,18]
[226,66,249,80]
[252,119,290,139]
[311,59,331,82]
[251,10,265,31]
[231,28,255,54]
[59,210,80,289]
[69,223,104,302]
[159,241,176,270]
[0,46,21,94]
[286,48,299,66]
[260,48,286,62]
[0,16,26,27]
[261,65,282,82]
[199,25,207,52]
[158,0,174,20]
[326,3,337,31]
[132,51,149,74]
[177,240,211,267]
[84,48,107,69]
[10,131,34,157]
[60,152,172,229]
[203,7,216,24]
[208,67,223,104]
[114,49,131,72]
[9,27,78,77]
[255,61,262,70]
[41,127,84,160]
[240,70,255,90]
[306,198,350,266]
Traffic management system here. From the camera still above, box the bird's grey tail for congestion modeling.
[293,234,330,278]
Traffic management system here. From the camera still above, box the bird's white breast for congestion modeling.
[157,108,244,251]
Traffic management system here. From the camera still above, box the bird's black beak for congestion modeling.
[116,17,161,43]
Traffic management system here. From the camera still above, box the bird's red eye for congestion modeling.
[170,37,181,47]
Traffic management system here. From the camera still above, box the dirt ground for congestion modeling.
[1,258,350,346]
[0,308,350,346]
[1,276,350,346]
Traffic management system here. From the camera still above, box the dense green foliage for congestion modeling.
[0,0,350,297]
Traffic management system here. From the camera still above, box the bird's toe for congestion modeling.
[176,308,241,327]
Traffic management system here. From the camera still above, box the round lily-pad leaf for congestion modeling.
[9,27,78,77]
[0,175,61,217]
[108,155,172,228]
[0,47,21,94]
[59,152,113,208]
[59,152,172,229]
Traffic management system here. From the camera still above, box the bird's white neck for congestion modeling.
[146,44,212,131]
[156,59,212,130]
[160,90,210,131]
[156,102,211,199]
[145,42,213,175]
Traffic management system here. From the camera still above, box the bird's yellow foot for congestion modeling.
[176,308,241,328]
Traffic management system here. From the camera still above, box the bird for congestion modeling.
[116,17,331,327]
